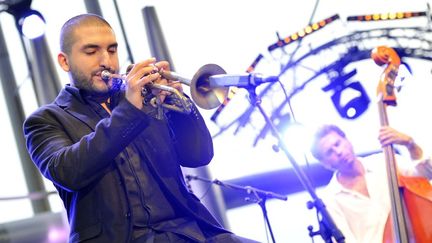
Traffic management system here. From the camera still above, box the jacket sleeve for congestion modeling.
[23,99,150,191]
[166,103,214,167]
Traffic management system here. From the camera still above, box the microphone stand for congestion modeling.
[185,174,287,243]
[244,87,345,243]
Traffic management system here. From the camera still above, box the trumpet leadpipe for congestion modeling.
[159,70,191,86]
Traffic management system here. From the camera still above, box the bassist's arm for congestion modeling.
[378,126,423,160]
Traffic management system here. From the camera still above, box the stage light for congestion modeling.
[268,14,340,52]
[330,81,370,119]
[322,69,370,120]
[281,122,313,156]
[347,11,427,22]
[3,0,46,39]
[17,9,46,39]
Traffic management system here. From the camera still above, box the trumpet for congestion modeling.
[101,64,229,114]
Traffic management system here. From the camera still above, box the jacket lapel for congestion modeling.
[54,87,100,130]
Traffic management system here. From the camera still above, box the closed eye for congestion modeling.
[82,45,99,55]
[108,44,118,54]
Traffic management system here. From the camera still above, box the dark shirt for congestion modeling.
[80,87,208,241]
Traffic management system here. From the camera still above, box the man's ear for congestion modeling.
[58,52,70,72]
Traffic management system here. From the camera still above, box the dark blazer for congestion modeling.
[23,86,228,242]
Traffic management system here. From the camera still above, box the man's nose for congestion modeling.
[99,51,112,67]
[333,146,343,156]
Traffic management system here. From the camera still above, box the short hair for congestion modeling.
[60,14,112,55]
[310,124,346,160]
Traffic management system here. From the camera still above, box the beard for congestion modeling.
[69,64,111,99]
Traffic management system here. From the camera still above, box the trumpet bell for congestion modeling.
[191,64,229,109]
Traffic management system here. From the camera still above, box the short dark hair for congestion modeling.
[310,124,346,160]
[60,14,112,55]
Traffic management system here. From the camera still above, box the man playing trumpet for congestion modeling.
[23,13,257,243]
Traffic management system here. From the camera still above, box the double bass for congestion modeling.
[371,46,432,243]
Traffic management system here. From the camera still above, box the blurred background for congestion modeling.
[1,0,432,242]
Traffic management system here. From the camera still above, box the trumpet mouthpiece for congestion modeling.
[101,70,112,81]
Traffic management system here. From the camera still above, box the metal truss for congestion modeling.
[216,26,432,146]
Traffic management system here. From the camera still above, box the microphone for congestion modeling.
[184,174,287,201]
[208,73,279,88]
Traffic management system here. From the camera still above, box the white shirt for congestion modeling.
[321,153,432,243]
